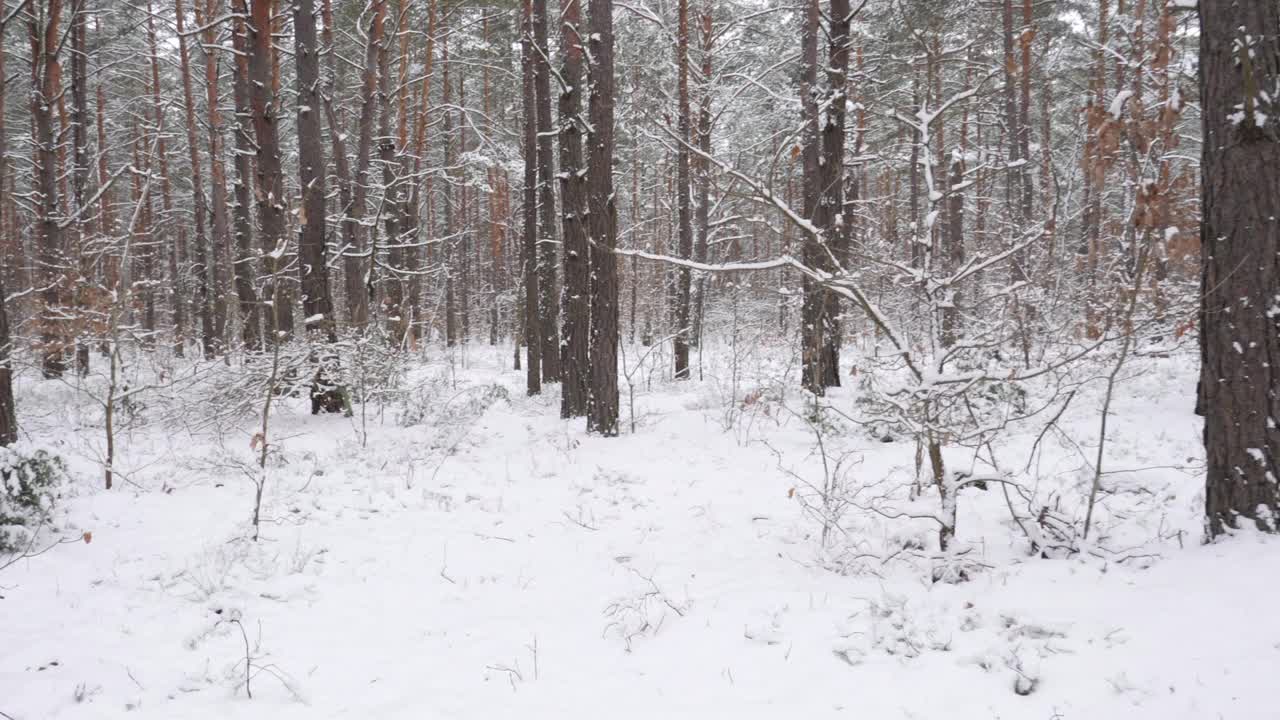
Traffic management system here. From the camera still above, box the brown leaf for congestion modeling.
[82,531,92,544]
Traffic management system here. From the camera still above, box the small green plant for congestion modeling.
[1,445,68,552]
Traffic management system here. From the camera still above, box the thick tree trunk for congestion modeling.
[816,0,848,389]
[30,0,67,378]
[798,0,823,394]
[586,0,619,435]
[521,0,543,394]
[1198,0,1280,537]
[558,0,590,418]
[248,0,295,342]
[673,0,693,380]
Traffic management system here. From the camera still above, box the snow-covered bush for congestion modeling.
[0,445,67,552]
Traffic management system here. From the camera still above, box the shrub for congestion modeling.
[0,445,67,553]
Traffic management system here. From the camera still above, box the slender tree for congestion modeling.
[532,0,561,381]
[230,0,263,350]
[174,0,217,358]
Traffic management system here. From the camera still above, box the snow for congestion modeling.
[1,347,1276,719]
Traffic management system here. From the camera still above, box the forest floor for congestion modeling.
[1,342,1276,719]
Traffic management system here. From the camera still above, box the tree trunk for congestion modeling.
[147,0,188,355]
[532,0,561,382]
[689,2,712,353]
[230,1,263,351]
[798,0,823,394]
[248,0,295,343]
[29,0,67,378]
[817,0,849,389]
[586,0,619,435]
[195,0,232,349]
[1198,0,1280,537]
[559,0,590,418]
[0,21,14,445]
[673,0,693,380]
[69,0,90,375]
[521,0,543,394]
[175,0,217,359]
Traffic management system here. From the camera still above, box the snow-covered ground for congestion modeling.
[2,343,1275,719]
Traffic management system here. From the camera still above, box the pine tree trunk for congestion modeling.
[0,20,13,444]
[377,4,405,342]
[1198,0,1280,537]
[30,0,67,378]
[248,0,295,343]
[195,0,232,349]
[817,0,848,389]
[673,0,693,380]
[230,2,263,351]
[690,2,712,355]
[532,0,561,382]
[586,0,619,435]
[798,0,823,394]
[559,0,590,418]
[147,0,188,355]
[521,0,543,394]
[175,0,217,359]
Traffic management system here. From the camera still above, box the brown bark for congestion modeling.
[147,0,188,354]
[0,21,14,445]
[532,0,561,382]
[521,0,543,394]
[295,0,336,342]
[559,0,590,417]
[1198,0,1280,536]
[29,0,67,378]
[230,0,263,350]
[248,0,296,342]
[195,0,232,350]
[586,0,619,435]
[690,1,712,352]
[673,0,693,380]
[798,0,823,393]
[175,0,217,358]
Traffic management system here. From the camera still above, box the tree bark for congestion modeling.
[147,0,188,354]
[532,0,561,382]
[29,0,67,378]
[1198,0,1280,537]
[175,0,217,358]
[586,0,619,435]
[673,0,693,380]
[559,0,590,417]
[521,0,543,394]
[195,0,232,349]
[248,0,295,343]
[230,1,263,351]
[798,0,823,394]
